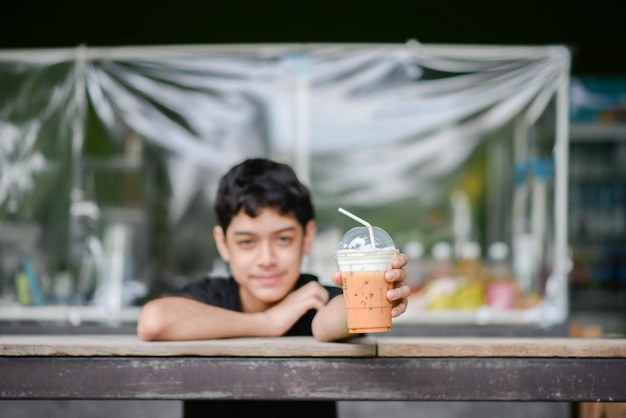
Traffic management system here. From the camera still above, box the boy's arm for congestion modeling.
[138,281,332,341]
[310,294,352,342]
[137,296,268,341]
[312,252,411,342]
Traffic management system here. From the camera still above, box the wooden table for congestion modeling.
[1,335,625,402]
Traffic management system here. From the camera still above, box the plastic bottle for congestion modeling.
[487,242,512,280]
[485,242,518,310]
[424,242,457,310]
[430,242,454,280]
[456,241,484,281]
[453,241,485,310]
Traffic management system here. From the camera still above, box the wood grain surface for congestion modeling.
[377,337,626,358]
[2,335,624,358]
[0,335,376,357]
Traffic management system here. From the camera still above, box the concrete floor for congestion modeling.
[1,400,571,418]
[0,401,181,418]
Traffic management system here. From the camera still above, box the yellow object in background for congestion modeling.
[453,280,485,310]
[16,272,31,306]
[425,277,458,310]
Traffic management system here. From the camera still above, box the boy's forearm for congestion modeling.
[137,296,268,341]
[311,295,352,342]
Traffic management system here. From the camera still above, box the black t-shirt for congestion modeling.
[179,273,343,418]
[180,273,343,336]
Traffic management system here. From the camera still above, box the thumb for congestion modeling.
[331,271,343,287]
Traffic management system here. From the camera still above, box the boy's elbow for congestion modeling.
[311,317,343,342]
[312,332,335,343]
[137,302,167,341]
[312,327,347,342]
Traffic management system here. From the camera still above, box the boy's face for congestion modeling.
[213,207,316,312]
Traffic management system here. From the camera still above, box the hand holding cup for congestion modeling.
[333,208,409,333]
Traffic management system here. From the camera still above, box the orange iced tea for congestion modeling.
[341,270,393,333]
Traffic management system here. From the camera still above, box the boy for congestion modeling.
[137,157,410,416]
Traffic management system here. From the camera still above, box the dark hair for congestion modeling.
[215,158,315,232]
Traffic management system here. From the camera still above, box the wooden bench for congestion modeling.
[1,335,624,402]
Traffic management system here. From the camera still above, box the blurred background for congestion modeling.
[0,0,624,331]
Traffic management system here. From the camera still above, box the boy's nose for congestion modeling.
[258,242,277,266]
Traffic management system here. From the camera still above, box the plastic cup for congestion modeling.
[335,226,398,333]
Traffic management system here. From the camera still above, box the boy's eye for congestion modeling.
[237,239,255,248]
[276,236,293,245]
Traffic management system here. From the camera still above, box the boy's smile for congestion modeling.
[214,207,316,313]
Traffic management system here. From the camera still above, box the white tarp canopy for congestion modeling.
[0,42,570,325]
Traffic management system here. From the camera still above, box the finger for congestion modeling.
[302,282,330,303]
[396,284,411,299]
[391,253,409,269]
[313,296,328,311]
[304,291,329,312]
[385,268,406,283]
[290,282,320,303]
[330,271,343,287]
[391,300,408,317]
[316,286,330,304]
[386,284,410,302]
[304,282,329,299]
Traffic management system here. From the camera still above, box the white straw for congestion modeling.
[338,207,376,248]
